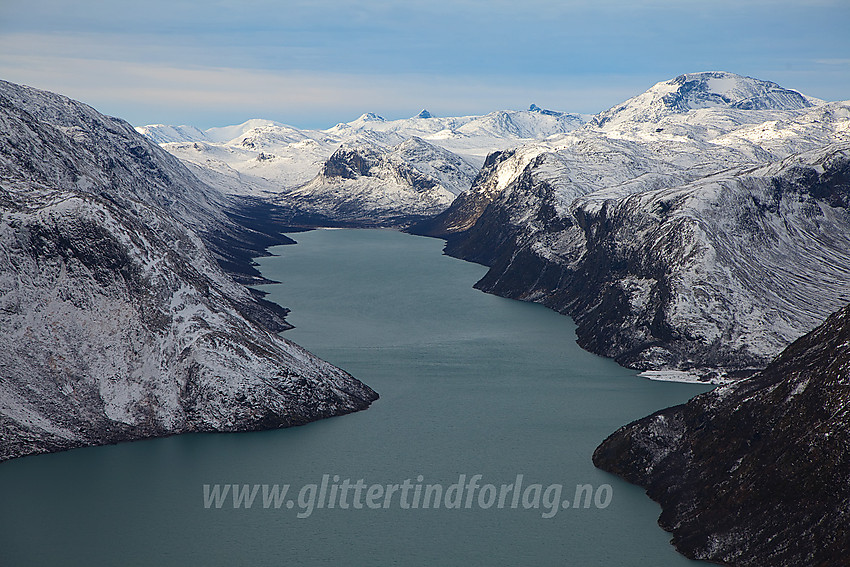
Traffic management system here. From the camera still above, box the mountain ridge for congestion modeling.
[0,79,378,463]
[412,72,850,380]
[139,105,590,224]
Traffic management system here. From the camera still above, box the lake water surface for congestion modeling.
[0,228,710,566]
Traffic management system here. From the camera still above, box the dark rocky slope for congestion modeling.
[593,301,850,566]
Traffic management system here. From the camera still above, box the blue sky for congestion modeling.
[0,0,848,129]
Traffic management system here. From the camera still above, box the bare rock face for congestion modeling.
[0,80,377,463]
[593,300,850,566]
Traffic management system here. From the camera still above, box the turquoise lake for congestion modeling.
[0,228,711,566]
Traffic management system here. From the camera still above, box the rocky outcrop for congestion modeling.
[592,300,850,566]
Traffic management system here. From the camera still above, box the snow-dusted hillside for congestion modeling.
[567,144,850,375]
[415,72,850,379]
[3,81,230,235]
[0,80,378,462]
[138,106,589,223]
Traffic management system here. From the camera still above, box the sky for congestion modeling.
[0,0,848,129]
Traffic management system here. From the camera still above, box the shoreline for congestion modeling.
[241,214,748,387]
[637,370,731,385]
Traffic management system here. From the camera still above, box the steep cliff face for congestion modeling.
[0,80,378,462]
[593,301,850,566]
[413,73,850,378]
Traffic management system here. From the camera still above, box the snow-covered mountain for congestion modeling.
[276,137,479,224]
[592,71,819,131]
[206,118,289,143]
[321,107,588,152]
[138,106,590,223]
[0,80,377,462]
[135,71,850,379]
[414,72,850,380]
[138,119,291,145]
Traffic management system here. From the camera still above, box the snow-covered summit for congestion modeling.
[593,71,817,129]
[354,112,386,123]
[205,118,288,143]
[529,103,566,117]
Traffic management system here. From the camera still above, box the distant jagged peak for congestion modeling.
[413,109,433,119]
[355,112,386,122]
[593,71,819,129]
[528,103,564,117]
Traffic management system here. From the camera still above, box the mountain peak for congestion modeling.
[203,118,285,143]
[528,104,564,117]
[357,112,385,122]
[413,109,433,119]
[592,71,817,129]
[663,71,813,111]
